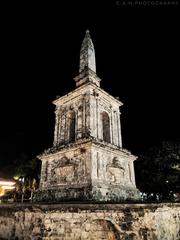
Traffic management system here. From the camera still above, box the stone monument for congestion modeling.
[1,31,179,240]
[35,30,140,202]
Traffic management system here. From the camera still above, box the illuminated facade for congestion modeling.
[35,31,140,202]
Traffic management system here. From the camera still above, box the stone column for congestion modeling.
[53,107,61,146]
[96,152,100,178]
[113,110,118,146]
[96,97,100,140]
[130,162,136,186]
[82,97,86,138]
[39,162,45,189]
[75,102,83,139]
[89,94,97,138]
[74,109,78,141]
[85,94,91,137]
[39,161,49,189]
[110,106,114,145]
[46,162,52,187]
[117,110,122,148]
[59,110,66,144]
[64,111,69,144]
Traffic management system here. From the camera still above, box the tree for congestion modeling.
[0,156,41,202]
[12,157,41,202]
[13,154,41,179]
[135,141,180,200]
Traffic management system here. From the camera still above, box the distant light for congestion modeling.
[13,176,20,180]
[1,186,15,190]
[18,177,24,183]
[0,180,16,197]
[0,181,15,186]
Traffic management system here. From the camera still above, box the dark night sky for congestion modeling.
[0,2,179,174]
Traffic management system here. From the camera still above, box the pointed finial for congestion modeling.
[79,30,96,73]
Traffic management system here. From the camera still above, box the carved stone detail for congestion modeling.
[106,157,125,184]
[50,157,79,185]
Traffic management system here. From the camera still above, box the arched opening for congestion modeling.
[102,111,111,143]
[69,111,76,142]
[81,219,120,240]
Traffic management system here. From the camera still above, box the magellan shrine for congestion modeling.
[35,30,140,202]
[0,31,180,240]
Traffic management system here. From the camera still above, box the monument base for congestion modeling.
[34,184,140,202]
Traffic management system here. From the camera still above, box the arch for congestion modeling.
[102,111,111,143]
[81,219,120,240]
[69,110,76,142]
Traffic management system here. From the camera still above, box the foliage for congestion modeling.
[135,140,180,200]
[13,155,41,179]
[14,157,41,202]
[0,157,41,202]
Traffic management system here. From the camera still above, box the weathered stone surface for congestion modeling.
[36,140,139,202]
[0,206,44,240]
[36,30,140,202]
[79,30,96,74]
[0,203,179,240]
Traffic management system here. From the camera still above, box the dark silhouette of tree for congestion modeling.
[135,140,180,200]
[0,156,41,202]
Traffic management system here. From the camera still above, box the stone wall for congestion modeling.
[0,203,179,240]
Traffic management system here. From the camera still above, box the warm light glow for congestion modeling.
[0,180,16,197]
[0,187,4,197]
[0,181,15,186]
[1,186,15,190]
[13,175,20,180]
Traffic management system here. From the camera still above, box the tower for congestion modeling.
[35,30,140,202]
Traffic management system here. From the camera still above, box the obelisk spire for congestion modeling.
[79,30,96,73]
[74,30,100,87]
